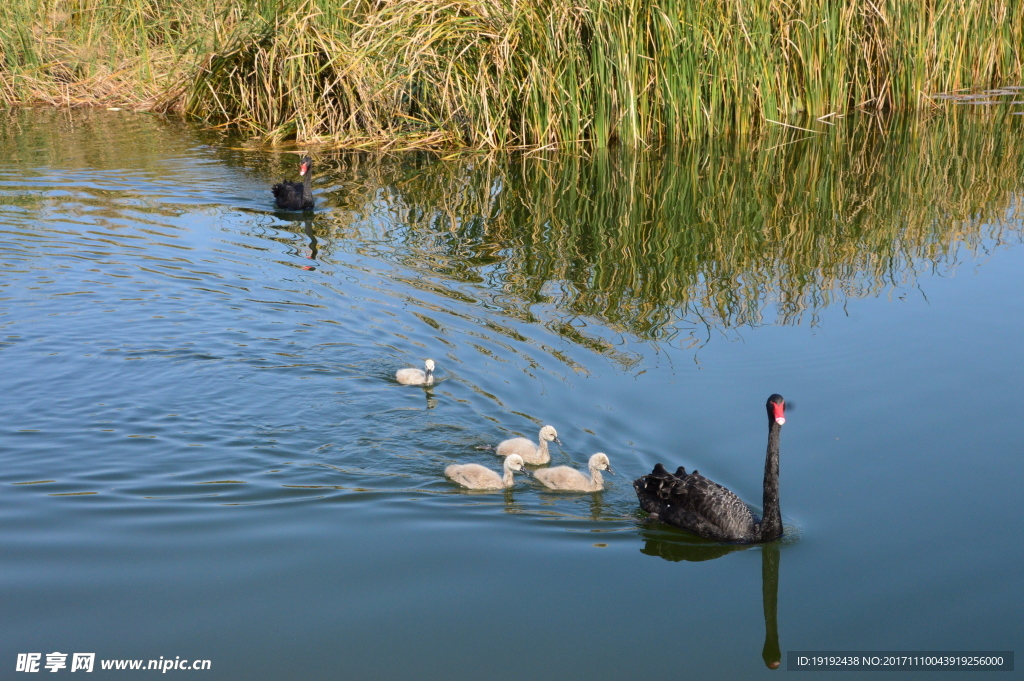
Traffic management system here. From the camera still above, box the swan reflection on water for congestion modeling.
[302,220,319,262]
[534,490,610,523]
[639,526,783,670]
[271,217,319,265]
[422,385,438,410]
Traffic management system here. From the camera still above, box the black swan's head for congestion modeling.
[299,155,312,176]
[766,394,785,425]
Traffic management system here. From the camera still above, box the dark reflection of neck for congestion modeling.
[639,528,781,669]
[761,544,781,669]
[303,220,318,260]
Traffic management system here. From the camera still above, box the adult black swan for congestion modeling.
[272,155,314,211]
[634,394,786,543]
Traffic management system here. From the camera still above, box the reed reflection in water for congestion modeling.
[274,111,1024,357]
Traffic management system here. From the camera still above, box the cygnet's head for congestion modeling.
[590,452,613,473]
[424,359,436,372]
[504,454,526,472]
[539,425,561,445]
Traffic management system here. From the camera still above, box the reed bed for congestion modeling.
[0,0,223,108]
[3,0,1023,148]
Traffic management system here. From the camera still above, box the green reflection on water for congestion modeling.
[295,112,1023,350]
[6,107,1021,352]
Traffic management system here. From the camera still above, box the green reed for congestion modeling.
[3,0,1023,148]
[0,0,223,106]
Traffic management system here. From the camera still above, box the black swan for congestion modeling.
[272,155,314,210]
[633,394,786,543]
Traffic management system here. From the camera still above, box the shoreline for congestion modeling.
[4,0,1023,150]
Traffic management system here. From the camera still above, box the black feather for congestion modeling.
[632,394,786,543]
[272,155,314,211]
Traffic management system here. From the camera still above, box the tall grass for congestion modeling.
[0,0,222,106]
[3,0,1024,148]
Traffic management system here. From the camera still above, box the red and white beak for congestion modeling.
[772,402,785,425]
[299,161,309,176]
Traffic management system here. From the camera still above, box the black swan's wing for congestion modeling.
[272,181,306,210]
[634,463,680,501]
[634,465,758,542]
[676,471,757,539]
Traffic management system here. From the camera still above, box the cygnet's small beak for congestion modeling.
[518,467,530,477]
[605,465,615,475]
[553,437,563,446]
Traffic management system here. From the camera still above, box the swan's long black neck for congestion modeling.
[302,168,312,198]
[759,416,783,541]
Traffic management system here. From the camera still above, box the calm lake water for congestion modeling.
[2,109,1022,679]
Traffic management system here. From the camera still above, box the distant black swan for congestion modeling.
[272,155,314,210]
[633,394,786,543]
